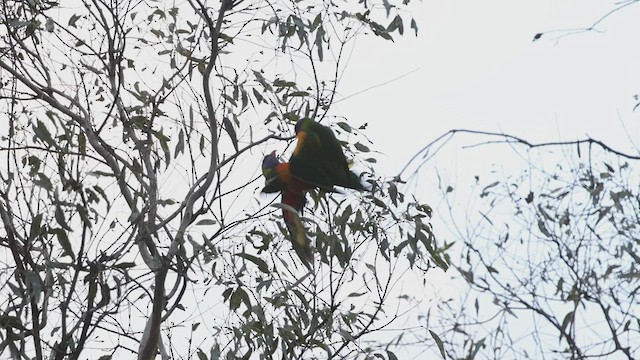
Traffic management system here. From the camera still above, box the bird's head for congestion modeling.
[261,150,280,178]
[294,118,311,134]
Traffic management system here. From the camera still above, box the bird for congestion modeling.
[289,118,365,191]
[262,151,314,267]
[262,150,315,195]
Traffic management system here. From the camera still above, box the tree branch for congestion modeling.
[400,129,640,177]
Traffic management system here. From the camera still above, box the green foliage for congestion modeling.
[0,0,440,359]
[429,150,640,359]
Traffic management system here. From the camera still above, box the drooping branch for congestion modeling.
[0,194,44,359]
[172,0,232,252]
[533,0,640,41]
[137,1,235,358]
[400,129,640,177]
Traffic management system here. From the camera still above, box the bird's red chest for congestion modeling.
[277,162,312,194]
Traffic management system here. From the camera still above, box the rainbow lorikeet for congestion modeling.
[262,151,313,266]
[290,118,365,191]
[262,151,316,195]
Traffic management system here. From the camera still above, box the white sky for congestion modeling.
[120,1,640,357]
[330,1,640,357]
[7,1,639,358]
[336,0,640,176]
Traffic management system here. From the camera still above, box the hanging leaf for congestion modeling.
[78,133,86,156]
[174,128,184,158]
[221,93,237,107]
[241,89,248,109]
[33,120,56,148]
[45,18,55,32]
[196,219,217,226]
[387,15,403,35]
[252,88,265,104]
[26,156,40,176]
[35,173,53,191]
[525,191,534,203]
[97,282,111,307]
[386,350,399,360]
[354,142,370,152]
[223,117,238,151]
[537,220,551,237]
[560,311,574,338]
[55,205,72,231]
[315,26,325,61]
[68,14,81,28]
[410,18,418,36]
[388,182,398,206]
[336,122,352,132]
[0,314,26,331]
[230,287,249,310]
[197,349,207,360]
[235,253,269,274]
[114,262,136,269]
[429,330,446,359]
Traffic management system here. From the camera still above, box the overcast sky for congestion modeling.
[327,2,640,356]
[44,1,640,357]
[335,0,640,177]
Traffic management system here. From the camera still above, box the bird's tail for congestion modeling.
[284,210,313,268]
[277,202,313,268]
[343,170,366,191]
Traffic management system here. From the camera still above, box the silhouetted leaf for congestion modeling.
[525,191,534,203]
[354,142,370,152]
[537,220,551,237]
[33,120,56,148]
[223,117,238,151]
[388,183,398,206]
[236,253,269,273]
[196,219,217,226]
[315,26,325,61]
[68,14,81,27]
[0,314,26,331]
[55,205,72,231]
[560,311,574,337]
[29,213,43,241]
[45,18,55,32]
[197,349,208,360]
[429,330,446,359]
[51,228,74,260]
[336,122,352,132]
[114,262,136,269]
[35,173,53,191]
[174,128,184,157]
[230,287,248,310]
